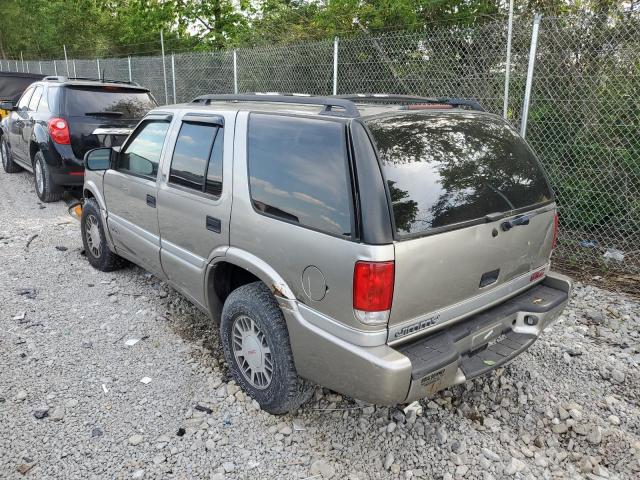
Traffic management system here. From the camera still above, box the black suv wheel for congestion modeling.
[1,136,22,173]
[81,198,126,272]
[221,282,314,414]
[33,151,63,202]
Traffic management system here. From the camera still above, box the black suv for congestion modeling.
[0,76,157,202]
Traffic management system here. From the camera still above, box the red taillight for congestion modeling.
[353,261,394,325]
[552,213,559,250]
[48,117,70,145]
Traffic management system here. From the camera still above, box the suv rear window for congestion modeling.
[248,114,352,237]
[65,86,156,119]
[366,112,553,237]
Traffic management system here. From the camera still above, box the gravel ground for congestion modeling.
[1,167,639,480]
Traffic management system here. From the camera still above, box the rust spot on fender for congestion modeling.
[271,283,286,297]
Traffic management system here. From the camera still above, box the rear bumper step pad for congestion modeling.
[398,276,570,401]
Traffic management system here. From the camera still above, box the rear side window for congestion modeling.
[65,86,157,119]
[37,88,50,112]
[169,121,223,196]
[366,112,553,237]
[248,114,352,237]
[28,86,43,111]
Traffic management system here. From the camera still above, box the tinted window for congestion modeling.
[65,87,157,119]
[37,88,50,112]
[17,87,34,109]
[118,121,170,178]
[248,114,352,237]
[366,113,553,237]
[206,129,223,196]
[169,122,223,195]
[28,86,43,111]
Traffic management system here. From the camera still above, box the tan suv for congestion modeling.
[80,94,572,414]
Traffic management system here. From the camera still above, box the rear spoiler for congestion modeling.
[92,127,133,136]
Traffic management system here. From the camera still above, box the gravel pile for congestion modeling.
[1,169,639,479]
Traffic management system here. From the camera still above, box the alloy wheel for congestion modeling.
[35,160,44,195]
[1,141,7,169]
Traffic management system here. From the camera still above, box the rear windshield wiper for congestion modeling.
[84,111,124,117]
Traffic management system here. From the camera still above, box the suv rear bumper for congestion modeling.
[52,168,85,186]
[283,271,571,405]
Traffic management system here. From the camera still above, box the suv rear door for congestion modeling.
[364,112,557,343]
[63,85,157,158]
[7,85,35,163]
[103,114,171,277]
[156,112,233,308]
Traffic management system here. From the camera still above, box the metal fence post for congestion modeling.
[333,36,339,95]
[20,52,24,72]
[54,60,58,76]
[128,56,132,82]
[73,60,76,77]
[520,14,541,138]
[171,53,177,103]
[233,50,238,94]
[160,30,169,104]
[97,58,101,78]
[39,61,43,74]
[64,45,70,76]
[503,0,514,118]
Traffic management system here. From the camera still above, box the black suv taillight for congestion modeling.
[48,118,71,145]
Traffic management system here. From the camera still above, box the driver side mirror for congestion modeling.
[0,101,14,111]
[84,147,112,171]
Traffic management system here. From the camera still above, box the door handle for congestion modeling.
[146,194,156,208]
[206,216,221,233]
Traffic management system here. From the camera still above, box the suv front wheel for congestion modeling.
[81,198,125,272]
[34,151,63,202]
[1,137,22,173]
[221,282,314,414]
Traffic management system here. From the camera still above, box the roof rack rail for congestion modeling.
[42,75,140,86]
[191,93,360,118]
[336,94,485,112]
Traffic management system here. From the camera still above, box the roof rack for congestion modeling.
[191,93,360,118]
[42,76,140,86]
[337,94,485,112]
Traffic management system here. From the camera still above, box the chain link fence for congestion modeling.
[1,14,639,278]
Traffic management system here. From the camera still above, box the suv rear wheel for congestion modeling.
[1,137,22,173]
[34,151,63,202]
[81,198,126,272]
[221,282,314,414]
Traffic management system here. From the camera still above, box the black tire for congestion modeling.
[81,198,125,272]
[221,282,314,414]
[33,151,63,202]
[1,136,22,173]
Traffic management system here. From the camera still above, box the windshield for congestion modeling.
[65,86,156,119]
[366,112,553,237]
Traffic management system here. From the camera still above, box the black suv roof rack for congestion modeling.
[337,94,485,112]
[42,76,141,86]
[191,93,361,118]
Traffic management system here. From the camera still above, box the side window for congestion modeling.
[169,121,223,196]
[17,87,34,110]
[248,114,352,237]
[28,86,43,111]
[117,121,170,178]
[206,129,223,196]
[37,89,50,113]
